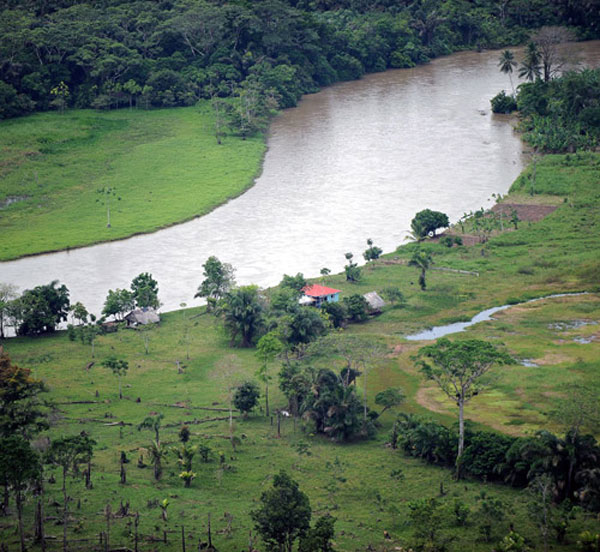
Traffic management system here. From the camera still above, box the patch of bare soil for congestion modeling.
[437,203,559,246]
[491,203,558,222]
[534,353,573,366]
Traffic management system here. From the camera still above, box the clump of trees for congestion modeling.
[490,27,600,152]
[394,415,600,512]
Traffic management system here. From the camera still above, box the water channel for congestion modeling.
[2,43,599,317]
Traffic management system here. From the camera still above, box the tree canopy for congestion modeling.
[251,470,311,552]
[410,209,450,239]
[415,338,513,477]
[2,0,593,122]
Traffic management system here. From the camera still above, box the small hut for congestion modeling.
[363,291,385,314]
[125,307,160,327]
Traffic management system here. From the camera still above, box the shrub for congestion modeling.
[491,91,517,114]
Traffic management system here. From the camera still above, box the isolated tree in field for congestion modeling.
[96,186,120,228]
[0,435,41,552]
[147,440,167,481]
[380,287,404,307]
[138,413,164,444]
[0,346,49,439]
[233,381,260,418]
[131,272,159,309]
[256,331,283,417]
[320,267,330,282]
[102,288,135,321]
[45,434,95,552]
[363,238,383,262]
[415,338,513,478]
[498,49,517,96]
[251,470,311,552]
[195,256,236,312]
[0,283,18,338]
[375,388,405,416]
[220,285,265,347]
[102,356,129,399]
[410,209,449,239]
[216,355,241,446]
[68,302,88,325]
[409,249,433,290]
[343,252,361,282]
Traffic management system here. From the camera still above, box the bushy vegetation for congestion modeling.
[1,0,597,121]
[518,69,600,152]
[395,414,600,511]
[491,90,518,113]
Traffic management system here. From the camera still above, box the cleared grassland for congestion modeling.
[0,106,265,261]
[1,153,600,551]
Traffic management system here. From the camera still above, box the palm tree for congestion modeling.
[498,49,517,96]
[221,285,264,347]
[409,249,433,290]
[138,413,164,445]
[518,42,541,82]
[147,440,166,481]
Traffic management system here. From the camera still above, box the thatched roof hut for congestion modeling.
[125,308,160,326]
[363,291,385,313]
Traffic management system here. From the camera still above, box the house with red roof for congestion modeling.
[300,284,341,308]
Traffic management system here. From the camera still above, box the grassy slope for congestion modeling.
[0,106,265,261]
[1,154,600,551]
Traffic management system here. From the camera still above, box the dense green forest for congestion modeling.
[2,0,600,120]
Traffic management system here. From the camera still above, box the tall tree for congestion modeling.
[415,338,513,478]
[138,413,164,444]
[251,471,311,552]
[220,285,265,347]
[256,331,283,417]
[409,249,433,290]
[195,256,236,312]
[519,42,542,82]
[498,49,517,96]
[101,356,129,399]
[532,26,575,82]
[102,288,135,321]
[0,435,41,552]
[0,346,49,439]
[0,283,18,338]
[130,272,159,309]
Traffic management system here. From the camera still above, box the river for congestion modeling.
[2,43,599,318]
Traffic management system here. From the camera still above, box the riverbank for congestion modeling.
[0,106,265,261]
[2,152,599,551]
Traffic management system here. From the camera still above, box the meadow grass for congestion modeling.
[1,153,600,551]
[0,105,265,261]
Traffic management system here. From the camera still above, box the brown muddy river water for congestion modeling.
[2,43,599,317]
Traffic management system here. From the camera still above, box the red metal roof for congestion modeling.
[302,284,341,297]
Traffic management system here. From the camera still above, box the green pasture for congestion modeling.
[0,105,265,260]
[1,153,600,550]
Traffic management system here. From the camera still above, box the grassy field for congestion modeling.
[1,153,600,551]
[0,106,265,261]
